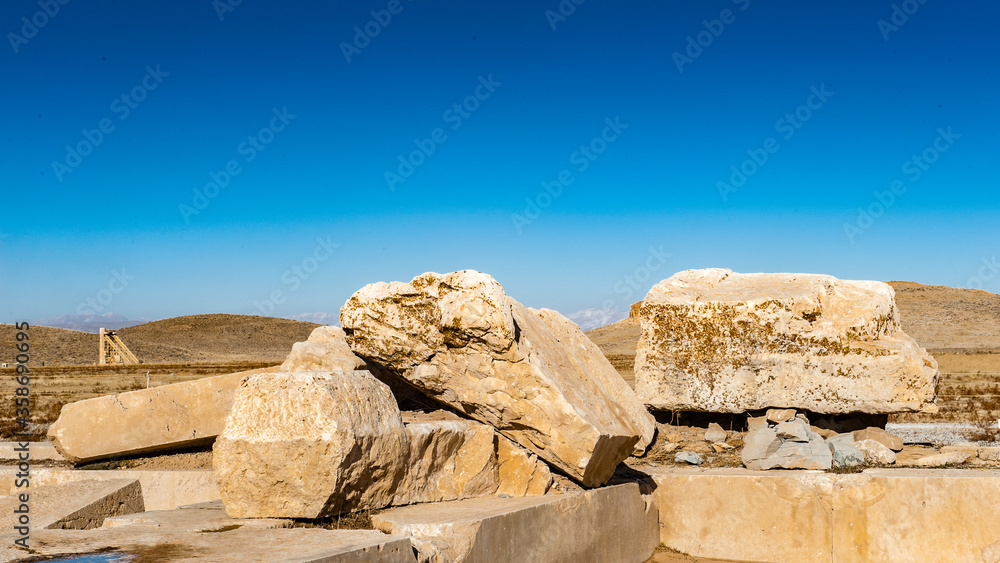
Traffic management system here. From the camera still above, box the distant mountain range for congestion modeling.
[565,307,628,331]
[32,312,150,334]
[285,312,340,326]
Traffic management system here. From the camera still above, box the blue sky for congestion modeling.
[1,0,998,324]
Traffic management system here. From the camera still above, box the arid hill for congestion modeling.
[0,314,319,366]
[887,281,1000,353]
[584,316,641,385]
[0,324,97,366]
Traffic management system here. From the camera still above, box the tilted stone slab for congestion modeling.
[47,370,250,464]
[372,483,658,563]
[341,270,656,487]
[215,371,550,519]
[280,325,367,371]
[0,478,143,531]
[636,269,939,413]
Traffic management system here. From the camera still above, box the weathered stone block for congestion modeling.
[648,467,1000,563]
[279,325,366,372]
[47,371,249,464]
[372,483,658,563]
[636,269,938,414]
[215,371,411,518]
[341,270,655,487]
[216,372,552,519]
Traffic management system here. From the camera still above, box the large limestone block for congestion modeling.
[341,270,656,487]
[280,325,367,371]
[648,467,1000,563]
[395,419,500,506]
[216,373,549,519]
[372,483,658,563]
[636,269,939,414]
[649,468,834,562]
[401,410,552,498]
[215,371,410,518]
[832,469,1000,563]
[47,371,249,464]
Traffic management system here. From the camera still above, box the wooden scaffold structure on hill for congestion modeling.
[99,327,139,365]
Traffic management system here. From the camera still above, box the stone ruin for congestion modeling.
[28,267,949,561]
[635,268,938,414]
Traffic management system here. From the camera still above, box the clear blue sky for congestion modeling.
[1,0,998,323]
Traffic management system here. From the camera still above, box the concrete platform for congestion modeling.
[373,483,658,563]
[0,468,219,511]
[0,478,142,530]
[0,503,416,562]
[647,467,1000,563]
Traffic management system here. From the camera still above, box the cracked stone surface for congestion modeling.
[636,269,939,414]
[215,371,551,518]
[279,326,367,372]
[341,269,656,487]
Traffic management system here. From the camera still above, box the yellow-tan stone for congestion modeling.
[636,269,938,414]
[341,270,655,487]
